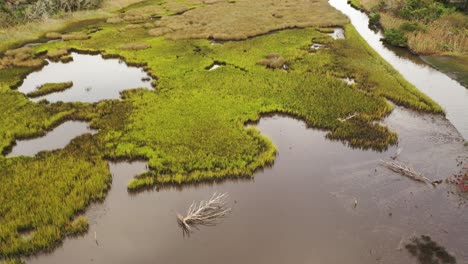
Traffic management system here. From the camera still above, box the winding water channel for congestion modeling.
[11,1,468,263]
[329,0,468,140]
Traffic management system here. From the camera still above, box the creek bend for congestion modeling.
[329,0,468,140]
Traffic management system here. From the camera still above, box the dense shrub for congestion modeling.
[383,28,408,46]
[395,0,456,23]
[0,0,103,26]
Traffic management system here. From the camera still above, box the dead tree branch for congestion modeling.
[177,192,231,236]
[380,160,433,186]
[338,112,358,122]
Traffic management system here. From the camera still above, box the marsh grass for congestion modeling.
[47,48,70,60]
[0,0,444,258]
[45,32,62,40]
[62,32,90,41]
[27,82,74,98]
[119,42,151,50]
[64,216,89,236]
[0,47,44,70]
[257,54,287,69]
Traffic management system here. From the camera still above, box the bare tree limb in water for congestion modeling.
[177,192,231,236]
[380,160,433,186]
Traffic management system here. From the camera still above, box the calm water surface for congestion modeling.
[18,52,152,103]
[27,110,467,264]
[6,121,95,157]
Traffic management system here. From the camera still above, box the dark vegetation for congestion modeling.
[405,235,457,264]
[0,0,103,27]
[358,0,468,54]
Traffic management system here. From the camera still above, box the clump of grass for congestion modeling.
[45,32,62,40]
[405,235,456,264]
[64,216,89,236]
[62,32,90,41]
[257,53,287,69]
[47,48,70,60]
[148,27,173,37]
[27,82,74,98]
[0,47,44,69]
[59,55,74,63]
[120,43,151,50]
[106,17,124,24]
[124,24,144,30]
[0,259,25,264]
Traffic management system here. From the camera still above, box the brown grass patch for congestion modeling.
[153,0,348,40]
[0,47,44,69]
[120,42,151,50]
[45,32,63,39]
[62,32,90,41]
[47,48,70,60]
[148,27,174,37]
[257,53,286,69]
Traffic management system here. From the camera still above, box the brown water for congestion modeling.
[6,121,95,157]
[329,0,468,140]
[26,109,467,264]
[17,52,153,103]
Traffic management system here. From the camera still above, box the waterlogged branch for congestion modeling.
[177,192,231,236]
[337,112,358,123]
[380,160,433,186]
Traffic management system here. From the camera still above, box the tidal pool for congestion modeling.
[26,108,467,264]
[6,121,95,157]
[329,0,468,140]
[329,27,345,39]
[17,52,153,103]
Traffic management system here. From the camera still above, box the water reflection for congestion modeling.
[27,109,467,264]
[6,121,95,157]
[18,52,153,103]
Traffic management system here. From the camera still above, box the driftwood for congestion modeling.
[338,112,358,122]
[380,160,433,186]
[177,192,231,236]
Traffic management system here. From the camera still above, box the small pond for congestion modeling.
[17,52,153,103]
[7,121,95,157]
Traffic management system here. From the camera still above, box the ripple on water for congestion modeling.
[18,52,153,103]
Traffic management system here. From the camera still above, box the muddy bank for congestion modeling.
[422,55,468,90]
[26,107,467,264]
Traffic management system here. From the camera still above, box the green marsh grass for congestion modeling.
[0,0,444,257]
[27,82,74,98]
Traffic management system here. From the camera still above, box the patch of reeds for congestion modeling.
[27,82,74,98]
[119,42,151,50]
[0,47,44,69]
[62,32,90,41]
[256,53,287,69]
[45,32,62,40]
